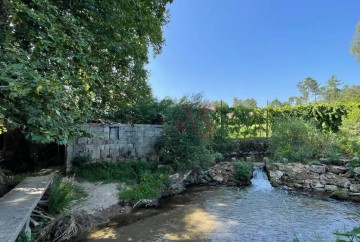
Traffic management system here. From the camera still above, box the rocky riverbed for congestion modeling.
[266,159,360,202]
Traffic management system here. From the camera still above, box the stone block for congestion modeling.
[309,165,328,174]
[328,165,348,175]
[77,137,88,145]
[91,148,100,160]
[109,148,119,159]
[100,148,110,159]
[350,184,360,193]
[354,167,360,175]
[324,185,338,192]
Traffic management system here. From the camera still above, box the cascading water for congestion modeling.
[250,165,273,191]
[85,166,360,242]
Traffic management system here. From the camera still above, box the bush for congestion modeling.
[269,117,323,162]
[72,156,91,168]
[234,160,253,181]
[341,107,360,139]
[48,176,87,215]
[16,233,36,242]
[73,160,156,183]
[158,95,215,171]
[233,137,269,153]
[119,172,170,203]
[333,227,360,241]
[348,157,360,174]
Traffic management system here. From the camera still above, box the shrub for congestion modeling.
[333,227,360,241]
[269,117,323,162]
[159,95,215,171]
[48,176,87,215]
[348,157,360,174]
[73,160,155,183]
[72,156,91,168]
[234,160,253,181]
[16,233,36,242]
[119,172,170,203]
[338,137,360,158]
[341,107,360,139]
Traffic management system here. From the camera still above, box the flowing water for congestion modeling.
[85,166,360,242]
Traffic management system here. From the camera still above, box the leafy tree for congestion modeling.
[269,117,323,162]
[320,76,342,103]
[233,98,257,108]
[352,21,360,61]
[341,107,360,139]
[297,77,319,103]
[213,100,231,139]
[159,95,214,171]
[339,85,360,103]
[0,0,172,144]
[285,96,301,107]
[269,98,283,108]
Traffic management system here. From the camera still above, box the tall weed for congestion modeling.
[48,175,87,215]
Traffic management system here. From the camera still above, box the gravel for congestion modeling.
[70,182,123,215]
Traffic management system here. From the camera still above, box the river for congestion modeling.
[85,166,360,242]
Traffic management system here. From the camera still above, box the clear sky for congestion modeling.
[147,0,360,107]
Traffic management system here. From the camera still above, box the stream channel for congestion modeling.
[84,166,360,242]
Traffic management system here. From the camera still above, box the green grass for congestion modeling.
[72,160,156,183]
[48,175,87,215]
[119,172,170,203]
[234,160,253,181]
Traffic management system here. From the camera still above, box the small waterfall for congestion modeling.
[250,165,273,191]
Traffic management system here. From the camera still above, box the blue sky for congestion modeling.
[147,0,360,107]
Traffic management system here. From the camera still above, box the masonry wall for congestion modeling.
[66,124,163,169]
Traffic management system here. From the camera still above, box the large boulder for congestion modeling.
[324,185,338,192]
[320,173,351,188]
[330,189,349,200]
[309,165,328,174]
[208,162,236,184]
[354,167,360,176]
[328,165,347,175]
[349,184,360,193]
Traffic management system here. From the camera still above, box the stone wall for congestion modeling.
[66,123,163,170]
[266,161,360,202]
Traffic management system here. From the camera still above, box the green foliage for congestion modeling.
[73,160,155,183]
[348,157,360,173]
[267,104,348,133]
[119,172,170,203]
[297,77,320,103]
[110,97,173,124]
[16,233,35,242]
[159,95,215,171]
[352,21,360,61]
[319,133,342,161]
[233,138,269,153]
[48,175,87,215]
[341,106,360,139]
[71,156,91,168]
[212,101,266,139]
[334,227,360,242]
[0,0,172,143]
[210,137,235,153]
[234,160,253,181]
[338,138,360,158]
[269,117,323,162]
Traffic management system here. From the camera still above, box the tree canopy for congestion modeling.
[352,21,360,60]
[0,0,172,143]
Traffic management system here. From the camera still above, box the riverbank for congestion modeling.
[78,169,360,242]
[266,159,360,202]
[68,159,360,241]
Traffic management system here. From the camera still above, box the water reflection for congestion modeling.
[163,208,219,240]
